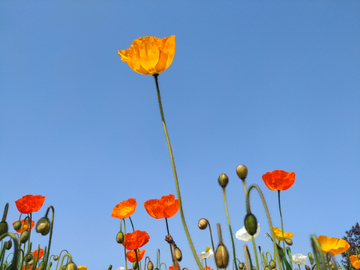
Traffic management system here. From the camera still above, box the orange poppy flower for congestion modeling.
[118,36,175,75]
[111,198,137,219]
[350,255,360,269]
[204,267,211,270]
[272,226,294,241]
[15,195,45,214]
[262,170,295,191]
[144,194,179,219]
[22,266,37,270]
[169,264,180,270]
[122,230,150,251]
[12,219,35,233]
[32,248,44,260]
[317,235,350,255]
[126,249,146,262]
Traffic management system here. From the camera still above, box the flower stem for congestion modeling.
[222,188,238,270]
[165,218,176,270]
[204,219,219,270]
[251,235,260,270]
[123,219,128,270]
[153,74,203,270]
[278,191,286,253]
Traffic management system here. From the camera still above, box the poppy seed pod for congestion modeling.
[147,261,154,270]
[215,244,229,268]
[285,238,293,246]
[198,218,208,230]
[269,260,276,269]
[116,231,124,244]
[36,217,51,236]
[218,174,229,188]
[54,256,59,261]
[174,247,182,261]
[0,221,8,235]
[13,220,21,231]
[5,240,12,250]
[244,213,258,236]
[20,230,30,243]
[66,262,77,270]
[236,165,248,181]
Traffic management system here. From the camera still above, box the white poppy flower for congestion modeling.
[235,223,260,241]
[292,254,307,265]
[197,246,214,259]
[116,267,125,270]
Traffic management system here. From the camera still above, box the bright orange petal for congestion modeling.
[122,230,150,251]
[317,235,350,255]
[144,199,165,219]
[262,170,295,191]
[12,219,35,233]
[32,248,44,260]
[126,250,146,263]
[272,226,294,240]
[160,194,179,218]
[15,195,45,214]
[350,255,360,269]
[111,198,137,219]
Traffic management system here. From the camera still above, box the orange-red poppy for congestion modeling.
[13,219,35,233]
[22,266,38,270]
[262,170,295,191]
[317,235,350,255]
[122,230,150,251]
[126,249,146,263]
[15,195,45,214]
[118,36,175,75]
[350,255,360,269]
[144,194,179,219]
[169,264,180,270]
[111,198,137,219]
[32,248,44,260]
[204,267,211,270]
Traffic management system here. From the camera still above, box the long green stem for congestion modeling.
[251,235,260,270]
[43,206,55,270]
[165,218,176,270]
[205,219,218,270]
[153,74,203,270]
[222,188,238,270]
[278,191,286,253]
[124,219,128,270]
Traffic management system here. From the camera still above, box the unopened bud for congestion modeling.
[116,231,124,244]
[174,247,182,262]
[308,253,313,259]
[198,218,208,230]
[239,263,245,269]
[285,238,293,246]
[264,266,270,270]
[13,221,21,231]
[269,260,276,269]
[36,217,51,236]
[66,263,77,270]
[331,264,336,270]
[165,235,173,244]
[62,265,67,270]
[20,230,30,243]
[305,265,310,270]
[133,261,139,269]
[147,261,154,270]
[5,240,12,250]
[244,213,258,236]
[25,254,33,263]
[236,165,248,181]
[39,261,46,270]
[54,256,59,261]
[215,244,229,268]
[0,221,8,235]
[218,174,229,188]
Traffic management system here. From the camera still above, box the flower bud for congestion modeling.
[54,256,59,261]
[264,266,271,270]
[62,265,67,270]
[218,174,229,188]
[330,264,336,270]
[236,165,248,181]
[308,253,313,259]
[239,263,245,269]
[269,260,276,269]
[133,261,139,269]
[0,221,8,235]
[244,213,258,236]
[285,238,293,246]
[215,244,229,268]
[198,219,208,230]
[39,261,46,270]
[147,261,154,270]
[36,217,51,236]
[305,265,310,270]
[174,247,182,262]
[13,221,21,231]
[66,262,77,270]
[116,231,124,244]
[20,230,30,243]
[25,254,33,263]
[5,240,12,250]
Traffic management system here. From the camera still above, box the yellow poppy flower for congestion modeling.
[350,255,360,269]
[118,36,175,75]
[78,267,88,270]
[317,235,350,255]
[272,226,294,241]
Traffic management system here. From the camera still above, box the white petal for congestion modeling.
[292,254,307,265]
[197,252,206,260]
[236,224,260,241]
[204,249,214,259]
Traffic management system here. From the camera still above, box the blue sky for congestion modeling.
[1,1,359,270]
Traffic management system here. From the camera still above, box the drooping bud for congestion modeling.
[174,247,182,262]
[215,244,229,268]
[239,263,245,269]
[165,235,173,244]
[62,265,67,270]
[20,230,30,243]
[147,261,154,270]
[5,240,12,250]
[198,218,208,230]
[236,165,248,181]
[133,261,139,270]
[264,266,271,270]
[66,262,77,270]
[285,238,293,246]
[244,213,258,236]
[269,260,276,269]
[38,261,46,270]
[36,217,51,236]
[0,221,8,235]
[13,221,21,231]
[25,253,33,263]
[308,253,313,259]
[116,231,124,244]
[218,174,229,188]
[305,265,310,270]
[54,256,59,261]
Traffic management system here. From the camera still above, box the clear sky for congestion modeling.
[1,1,359,270]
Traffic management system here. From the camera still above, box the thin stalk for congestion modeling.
[165,218,176,270]
[278,191,286,253]
[129,217,135,232]
[250,236,260,270]
[43,206,55,270]
[153,74,203,270]
[124,219,128,270]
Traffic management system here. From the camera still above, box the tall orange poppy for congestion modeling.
[262,170,295,191]
[144,194,179,219]
[118,36,175,75]
[169,263,180,270]
[126,250,146,262]
[122,230,150,251]
[15,195,45,214]
[111,198,137,219]
[317,235,350,255]
[12,219,35,233]
[350,255,360,269]
[32,248,44,260]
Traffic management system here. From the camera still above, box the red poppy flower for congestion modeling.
[126,249,146,262]
[262,170,295,191]
[15,195,45,214]
[32,248,44,259]
[122,230,150,251]
[169,263,180,270]
[204,267,211,270]
[144,194,179,219]
[111,198,137,219]
[12,219,35,233]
